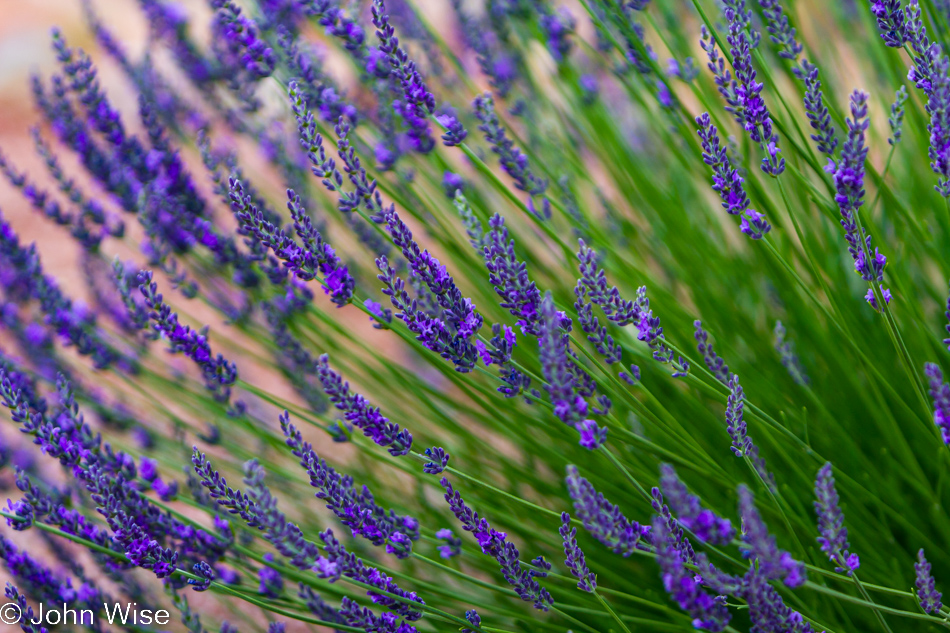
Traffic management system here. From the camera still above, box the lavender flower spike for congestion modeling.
[372,0,436,153]
[889,86,909,146]
[565,465,648,556]
[473,93,550,219]
[693,321,730,384]
[774,321,810,386]
[915,549,943,614]
[702,1,785,175]
[924,363,950,443]
[659,464,735,545]
[814,463,860,574]
[726,375,775,490]
[832,90,890,306]
[738,485,806,587]
[870,0,907,47]
[653,516,731,631]
[440,477,553,610]
[695,113,771,239]
[137,271,237,402]
[316,354,413,455]
[559,512,596,592]
[539,292,606,450]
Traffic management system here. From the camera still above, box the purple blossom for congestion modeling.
[693,321,730,384]
[738,485,805,587]
[774,321,810,386]
[442,171,465,198]
[316,355,413,455]
[565,465,648,555]
[659,464,735,545]
[814,463,859,574]
[137,271,237,402]
[652,516,730,631]
[435,528,462,558]
[559,512,596,592]
[440,477,553,610]
[695,112,771,239]
[229,179,354,306]
[539,293,606,449]
[259,554,284,598]
[372,0,436,153]
[889,85,909,145]
[802,60,838,157]
[577,241,689,375]
[319,529,424,619]
[278,414,419,557]
[701,3,784,176]
[832,91,891,306]
[338,596,419,633]
[473,94,550,219]
[211,0,276,78]
[925,363,950,443]
[915,549,943,614]
[726,375,775,490]
[540,7,575,62]
[870,0,907,46]
[423,447,449,474]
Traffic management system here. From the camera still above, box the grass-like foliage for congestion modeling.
[1,0,950,631]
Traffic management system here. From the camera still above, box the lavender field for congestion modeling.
[0,0,947,631]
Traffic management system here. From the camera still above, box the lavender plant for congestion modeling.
[0,0,949,631]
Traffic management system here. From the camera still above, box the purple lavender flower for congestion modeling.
[423,447,449,474]
[575,282,622,365]
[659,464,735,545]
[693,321,730,384]
[437,111,467,147]
[559,512,596,592]
[316,355,413,455]
[915,549,943,614]
[280,414,419,556]
[435,528,462,558]
[903,3,950,197]
[802,60,838,157]
[889,86,909,145]
[565,465,648,555]
[925,363,950,443]
[211,0,276,78]
[229,179,355,306]
[774,321,810,386]
[738,485,805,587]
[539,293,606,449]
[0,212,120,369]
[832,90,891,306]
[814,463,860,574]
[259,554,284,598]
[701,3,784,176]
[540,7,575,63]
[372,0,436,153]
[441,477,553,610]
[338,596,419,633]
[481,214,543,335]
[652,516,731,631]
[870,0,907,46]
[442,172,465,198]
[577,242,689,375]
[726,375,776,490]
[695,113,772,239]
[473,94,550,219]
[758,0,802,61]
[318,529,424,619]
[137,271,237,401]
